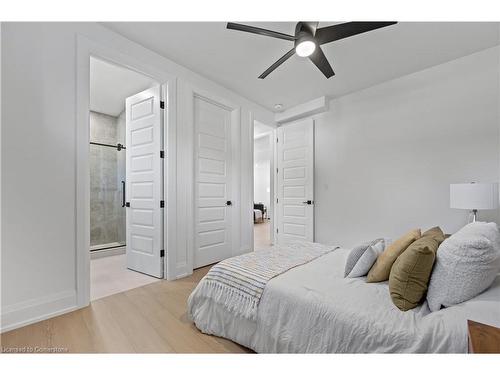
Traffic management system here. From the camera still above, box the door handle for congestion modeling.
[121,180,126,207]
[226,200,232,206]
[302,200,313,205]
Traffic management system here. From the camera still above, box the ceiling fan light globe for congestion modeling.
[295,40,316,57]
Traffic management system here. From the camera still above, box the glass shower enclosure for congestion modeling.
[89,111,126,251]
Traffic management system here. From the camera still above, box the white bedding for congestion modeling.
[189,248,500,353]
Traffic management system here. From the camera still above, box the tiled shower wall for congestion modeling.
[90,111,126,248]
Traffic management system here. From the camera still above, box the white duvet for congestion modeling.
[189,248,500,353]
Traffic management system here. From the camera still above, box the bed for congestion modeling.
[188,245,500,353]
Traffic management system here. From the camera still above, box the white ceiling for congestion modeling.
[102,22,500,112]
[90,57,157,117]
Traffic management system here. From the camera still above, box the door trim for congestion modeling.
[76,35,177,309]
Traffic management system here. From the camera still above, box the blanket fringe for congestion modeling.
[193,279,258,320]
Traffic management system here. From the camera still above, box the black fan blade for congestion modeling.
[315,22,397,45]
[309,46,335,78]
[227,23,296,41]
[258,48,296,79]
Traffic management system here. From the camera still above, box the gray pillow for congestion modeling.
[347,240,385,278]
[344,238,384,277]
[426,222,500,312]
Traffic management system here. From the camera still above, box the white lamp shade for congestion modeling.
[450,183,499,210]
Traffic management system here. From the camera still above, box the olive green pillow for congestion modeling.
[367,229,421,283]
[422,226,445,244]
[389,233,442,311]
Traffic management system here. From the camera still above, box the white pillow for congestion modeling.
[344,238,383,277]
[347,240,385,278]
[426,222,500,312]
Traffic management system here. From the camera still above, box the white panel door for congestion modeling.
[194,96,232,268]
[125,85,163,278]
[276,119,314,243]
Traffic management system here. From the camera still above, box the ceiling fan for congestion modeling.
[226,21,397,79]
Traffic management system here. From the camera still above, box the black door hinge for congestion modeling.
[160,150,164,158]
[160,250,165,257]
[276,198,279,203]
[276,138,279,143]
[125,202,130,207]
[160,200,165,208]
[276,228,279,233]
[160,101,165,109]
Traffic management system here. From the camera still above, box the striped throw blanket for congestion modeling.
[188,241,337,321]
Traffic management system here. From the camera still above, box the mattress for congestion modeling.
[189,248,500,353]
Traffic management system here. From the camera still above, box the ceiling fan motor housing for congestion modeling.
[295,22,317,37]
[294,22,317,49]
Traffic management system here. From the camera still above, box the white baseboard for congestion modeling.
[1,290,77,333]
[174,271,191,280]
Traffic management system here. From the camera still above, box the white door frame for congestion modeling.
[269,130,276,244]
[272,127,278,244]
[179,83,241,274]
[76,35,177,309]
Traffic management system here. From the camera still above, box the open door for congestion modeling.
[276,119,314,244]
[125,85,164,278]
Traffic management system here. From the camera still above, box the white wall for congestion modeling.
[0,22,274,331]
[254,135,271,210]
[314,46,500,248]
[0,23,3,322]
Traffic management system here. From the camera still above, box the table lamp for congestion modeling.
[450,182,499,223]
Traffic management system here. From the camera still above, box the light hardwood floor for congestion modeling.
[0,266,251,353]
[254,220,272,251]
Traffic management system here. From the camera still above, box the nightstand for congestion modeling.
[468,320,500,353]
